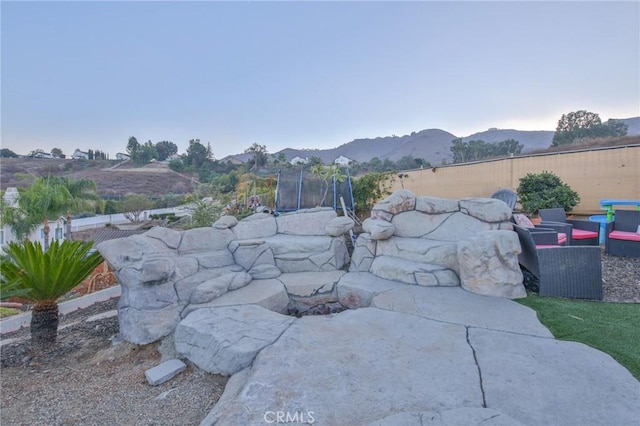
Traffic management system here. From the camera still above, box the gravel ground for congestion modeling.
[1,250,638,425]
[600,249,640,303]
[1,298,226,426]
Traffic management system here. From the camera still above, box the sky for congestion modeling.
[1,1,639,160]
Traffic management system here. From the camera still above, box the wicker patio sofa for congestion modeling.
[605,210,640,258]
[538,208,599,246]
[513,224,603,300]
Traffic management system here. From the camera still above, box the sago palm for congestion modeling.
[0,240,103,349]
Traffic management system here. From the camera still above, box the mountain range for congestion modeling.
[224,117,640,166]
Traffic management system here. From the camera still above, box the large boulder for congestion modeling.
[174,305,295,375]
[230,213,277,240]
[276,208,337,235]
[457,231,525,299]
[325,216,355,236]
[362,218,395,240]
[178,227,235,254]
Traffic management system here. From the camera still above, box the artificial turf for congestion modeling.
[517,294,640,380]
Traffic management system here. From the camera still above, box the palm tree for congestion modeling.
[1,176,100,249]
[0,240,104,350]
[48,176,101,238]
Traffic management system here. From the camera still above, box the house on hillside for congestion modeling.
[165,153,181,162]
[290,156,309,165]
[333,155,352,166]
[34,152,55,159]
[27,149,56,159]
[1,188,66,253]
[72,149,90,160]
[116,152,130,161]
[222,156,245,165]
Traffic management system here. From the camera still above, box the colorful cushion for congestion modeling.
[513,214,534,228]
[536,244,560,249]
[609,230,640,242]
[572,229,599,240]
[558,233,567,245]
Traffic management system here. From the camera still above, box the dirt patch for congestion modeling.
[0,158,196,198]
[0,298,227,425]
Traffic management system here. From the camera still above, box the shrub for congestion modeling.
[352,172,395,216]
[517,171,580,215]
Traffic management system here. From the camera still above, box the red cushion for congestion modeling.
[558,233,567,245]
[536,244,561,249]
[609,230,640,242]
[572,229,599,240]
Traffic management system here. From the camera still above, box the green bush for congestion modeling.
[352,172,395,215]
[517,171,580,215]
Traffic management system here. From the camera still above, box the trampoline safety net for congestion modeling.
[275,169,354,213]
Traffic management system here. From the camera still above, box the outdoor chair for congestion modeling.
[513,224,603,300]
[538,208,599,246]
[512,214,568,245]
[491,188,518,211]
[605,210,640,258]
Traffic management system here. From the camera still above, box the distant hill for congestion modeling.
[461,129,554,153]
[274,129,457,165]
[0,158,195,197]
[223,117,639,166]
[620,117,640,135]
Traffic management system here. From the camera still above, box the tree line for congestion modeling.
[449,110,628,164]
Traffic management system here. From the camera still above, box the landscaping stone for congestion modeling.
[98,234,173,270]
[325,216,355,236]
[268,235,348,272]
[174,305,295,375]
[469,327,640,426]
[189,272,252,304]
[372,189,416,215]
[145,359,187,386]
[415,196,460,214]
[178,227,234,254]
[213,215,237,229]
[144,226,182,249]
[370,256,459,286]
[181,278,289,317]
[247,264,281,279]
[371,286,552,337]
[228,240,274,271]
[348,233,377,272]
[230,213,277,240]
[363,217,395,240]
[206,308,481,425]
[337,272,404,308]
[351,190,520,297]
[118,304,182,345]
[457,231,525,299]
[276,207,336,235]
[85,310,118,323]
[369,408,525,426]
[174,266,243,302]
[459,198,512,223]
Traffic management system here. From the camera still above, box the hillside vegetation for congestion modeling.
[0,159,196,198]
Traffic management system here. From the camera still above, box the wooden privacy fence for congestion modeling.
[387,144,640,215]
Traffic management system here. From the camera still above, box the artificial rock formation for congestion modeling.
[97,192,640,426]
[350,190,525,298]
[98,192,527,345]
[98,208,353,344]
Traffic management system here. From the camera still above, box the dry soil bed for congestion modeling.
[1,298,226,426]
